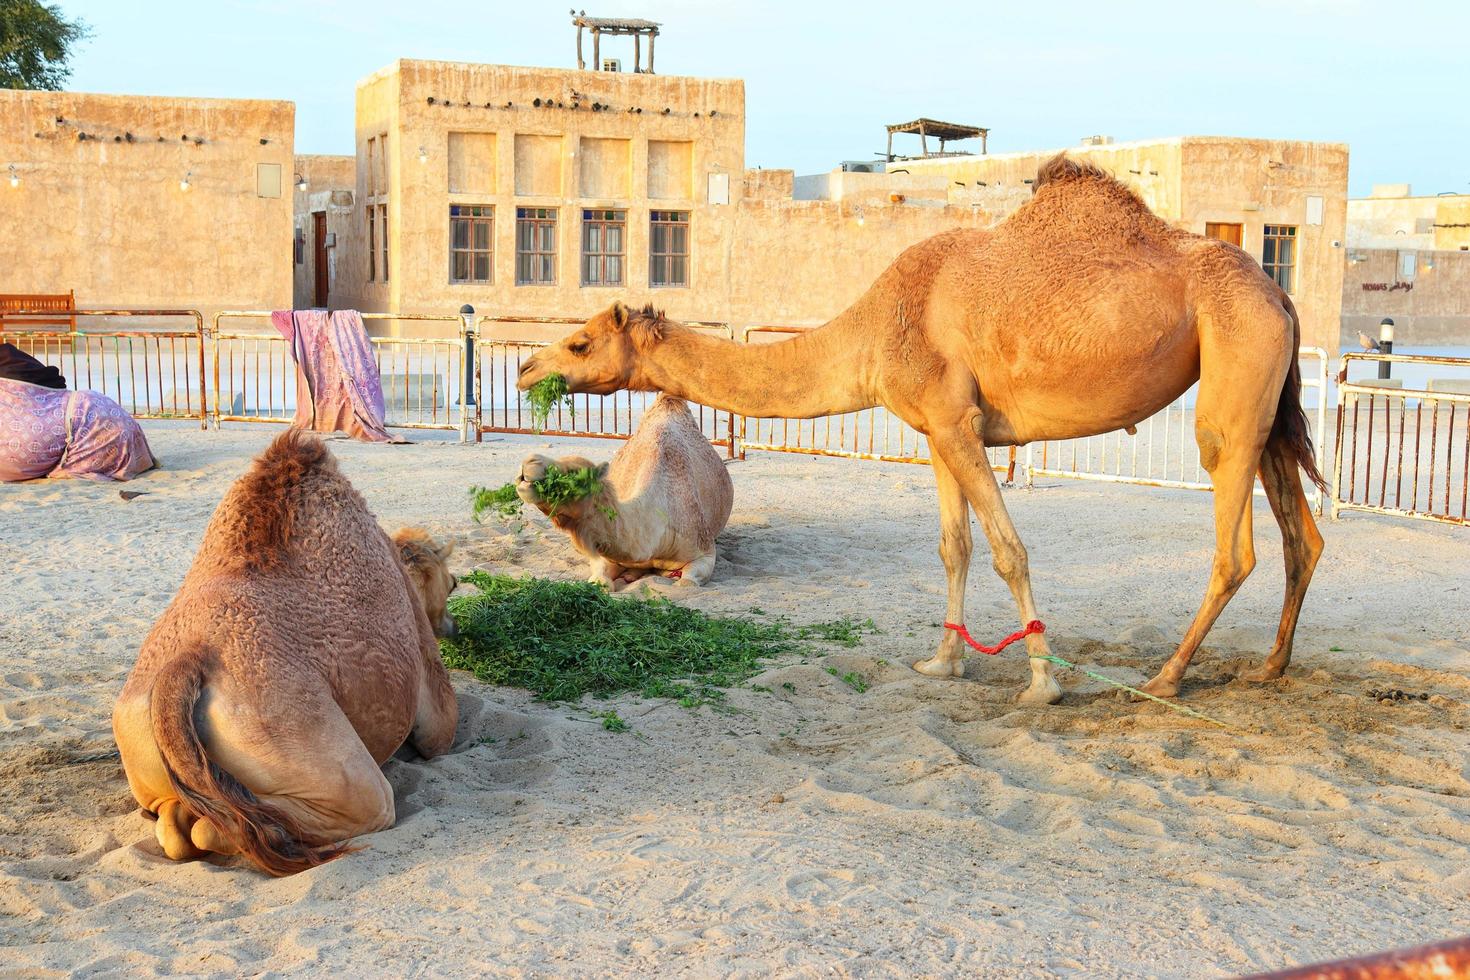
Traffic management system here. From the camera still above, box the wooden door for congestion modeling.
[1205,222,1243,247]
[312,212,329,308]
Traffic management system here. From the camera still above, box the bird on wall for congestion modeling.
[1358,332,1381,352]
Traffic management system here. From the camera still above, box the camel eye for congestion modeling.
[569,340,590,356]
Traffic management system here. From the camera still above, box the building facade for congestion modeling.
[894,137,1351,354]
[306,60,990,336]
[1342,186,1470,346]
[1,89,294,324]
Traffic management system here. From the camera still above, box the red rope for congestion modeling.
[944,619,1045,655]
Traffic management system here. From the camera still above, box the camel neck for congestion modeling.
[638,313,878,419]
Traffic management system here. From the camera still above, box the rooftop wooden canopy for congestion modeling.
[572,11,661,73]
[886,118,989,160]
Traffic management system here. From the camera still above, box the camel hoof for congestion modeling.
[1017,676,1063,705]
[1240,665,1285,684]
[913,656,964,678]
[1139,674,1180,699]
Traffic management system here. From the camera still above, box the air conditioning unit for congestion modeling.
[839,160,882,173]
[1080,134,1113,146]
[602,58,622,72]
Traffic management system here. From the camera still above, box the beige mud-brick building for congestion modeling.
[895,137,1351,354]
[312,60,989,335]
[1342,185,1470,346]
[0,90,294,324]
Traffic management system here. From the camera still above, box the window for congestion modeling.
[367,206,376,281]
[649,210,690,287]
[450,205,494,283]
[581,209,626,286]
[1205,222,1243,247]
[378,204,389,282]
[1262,224,1296,293]
[516,207,557,285]
[1397,250,1417,281]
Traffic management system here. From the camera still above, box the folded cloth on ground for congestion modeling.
[0,378,157,482]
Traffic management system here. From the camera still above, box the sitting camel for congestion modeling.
[517,155,1327,703]
[112,431,459,875]
[517,393,733,588]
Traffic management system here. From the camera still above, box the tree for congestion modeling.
[0,1,89,91]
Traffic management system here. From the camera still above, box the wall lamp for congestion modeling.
[7,164,18,188]
[294,171,308,191]
[854,206,866,227]
[180,170,192,192]
[418,145,429,164]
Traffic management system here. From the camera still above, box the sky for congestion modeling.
[59,0,1470,198]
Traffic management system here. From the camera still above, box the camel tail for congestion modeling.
[149,652,352,877]
[1269,295,1328,494]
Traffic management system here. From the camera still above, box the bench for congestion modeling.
[0,291,76,331]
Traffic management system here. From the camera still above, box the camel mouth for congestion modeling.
[515,356,545,391]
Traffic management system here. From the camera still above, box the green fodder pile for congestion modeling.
[441,572,877,705]
[526,373,572,432]
[470,464,612,522]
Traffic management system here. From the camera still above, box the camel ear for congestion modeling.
[610,301,630,330]
[596,462,610,480]
[437,540,455,559]
[399,544,417,565]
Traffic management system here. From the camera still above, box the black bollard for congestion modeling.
[460,304,477,407]
[1378,317,1394,380]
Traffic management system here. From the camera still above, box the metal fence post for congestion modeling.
[459,304,475,444]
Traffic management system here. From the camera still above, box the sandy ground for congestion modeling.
[2,422,1468,978]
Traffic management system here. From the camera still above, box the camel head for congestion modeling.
[392,528,458,638]
[516,453,610,528]
[516,302,667,395]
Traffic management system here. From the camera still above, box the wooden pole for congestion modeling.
[634,32,641,73]
[576,24,584,69]
[648,32,655,73]
[919,121,928,157]
[886,131,893,162]
[593,29,600,70]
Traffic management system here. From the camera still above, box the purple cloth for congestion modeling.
[0,379,157,482]
[270,310,397,443]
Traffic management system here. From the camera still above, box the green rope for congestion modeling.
[1031,653,1237,730]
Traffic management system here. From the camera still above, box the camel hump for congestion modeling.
[651,392,691,414]
[225,430,339,565]
[1033,153,1115,190]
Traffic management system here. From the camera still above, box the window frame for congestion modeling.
[1262,224,1297,294]
[450,205,495,284]
[1204,222,1243,247]
[515,206,558,286]
[649,209,691,288]
[367,206,377,281]
[581,208,627,287]
[378,203,390,283]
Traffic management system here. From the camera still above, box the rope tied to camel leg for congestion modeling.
[944,619,1045,655]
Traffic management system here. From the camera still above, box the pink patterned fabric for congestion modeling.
[0,379,157,483]
[270,310,398,443]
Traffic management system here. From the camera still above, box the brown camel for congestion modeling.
[518,393,735,589]
[113,432,460,875]
[517,156,1327,703]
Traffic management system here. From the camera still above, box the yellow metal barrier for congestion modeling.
[1,308,207,427]
[211,311,469,433]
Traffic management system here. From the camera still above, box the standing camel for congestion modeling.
[517,155,1326,703]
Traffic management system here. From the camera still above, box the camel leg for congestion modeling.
[591,558,623,588]
[674,547,717,587]
[1141,331,1283,696]
[1241,437,1324,682]
[931,424,1061,705]
[189,694,396,857]
[410,633,458,759]
[914,457,971,678]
